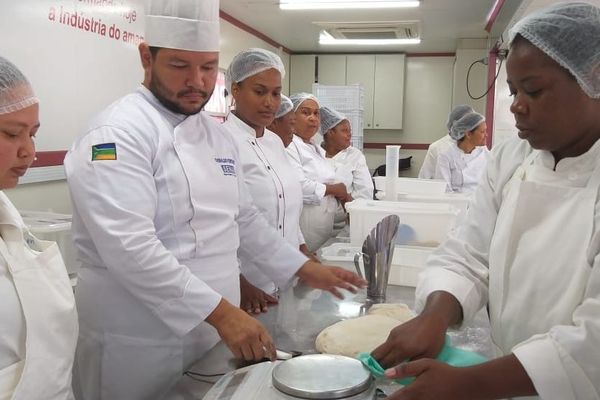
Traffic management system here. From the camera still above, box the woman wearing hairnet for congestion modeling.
[434,111,489,193]
[222,49,314,314]
[320,106,373,201]
[0,56,77,399]
[286,94,350,252]
[372,3,600,399]
[418,105,474,179]
[268,95,295,148]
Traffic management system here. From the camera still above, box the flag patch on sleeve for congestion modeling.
[91,143,117,161]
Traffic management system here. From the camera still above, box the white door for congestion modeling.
[346,55,375,129]
[373,54,405,129]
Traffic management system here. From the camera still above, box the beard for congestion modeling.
[149,71,212,116]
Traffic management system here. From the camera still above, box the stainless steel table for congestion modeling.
[172,282,494,399]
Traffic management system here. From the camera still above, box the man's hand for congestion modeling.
[206,299,276,361]
[295,261,367,299]
[240,274,278,314]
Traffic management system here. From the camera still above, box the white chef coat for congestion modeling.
[416,137,600,400]
[330,146,374,200]
[222,113,305,293]
[64,86,308,400]
[418,134,454,179]
[286,135,338,251]
[434,144,489,193]
[0,192,78,400]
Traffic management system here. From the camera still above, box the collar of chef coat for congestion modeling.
[226,112,262,139]
[536,138,600,179]
[137,85,187,127]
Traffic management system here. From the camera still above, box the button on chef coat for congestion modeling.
[434,144,489,193]
[222,113,305,293]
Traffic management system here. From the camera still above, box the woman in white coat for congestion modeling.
[373,3,600,399]
[320,106,373,201]
[418,105,474,179]
[0,56,77,399]
[286,93,350,252]
[434,111,489,193]
[222,49,312,314]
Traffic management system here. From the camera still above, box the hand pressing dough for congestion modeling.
[315,303,414,357]
[315,314,399,357]
[366,303,414,322]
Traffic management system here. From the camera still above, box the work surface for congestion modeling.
[173,282,495,399]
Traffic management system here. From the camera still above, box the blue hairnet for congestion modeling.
[0,56,38,115]
[275,94,293,118]
[225,48,285,92]
[320,106,346,133]
[446,105,473,131]
[290,92,320,112]
[450,112,485,140]
[509,2,600,99]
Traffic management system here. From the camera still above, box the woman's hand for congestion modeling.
[296,261,367,299]
[240,274,278,314]
[300,244,320,263]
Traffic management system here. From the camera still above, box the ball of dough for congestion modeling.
[315,314,400,357]
[366,303,414,322]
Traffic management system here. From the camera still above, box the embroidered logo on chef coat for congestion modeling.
[214,157,236,176]
[91,143,117,161]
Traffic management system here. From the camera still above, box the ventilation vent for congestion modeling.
[317,21,420,41]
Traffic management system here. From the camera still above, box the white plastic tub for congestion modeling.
[319,242,433,287]
[20,211,79,276]
[373,176,448,196]
[394,192,471,223]
[345,199,460,246]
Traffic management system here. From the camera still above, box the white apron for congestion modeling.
[488,150,600,399]
[73,114,242,400]
[0,220,78,400]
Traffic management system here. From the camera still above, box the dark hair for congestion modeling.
[149,46,161,58]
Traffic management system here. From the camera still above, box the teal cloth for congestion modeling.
[357,335,487,386]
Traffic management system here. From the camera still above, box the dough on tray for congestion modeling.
[315,304,414,357]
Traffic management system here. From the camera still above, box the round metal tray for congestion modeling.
[272,354,372,399]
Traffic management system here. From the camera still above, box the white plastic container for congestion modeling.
[373,176,448,195]
[345,199,460,246]
[319,242,433,287]
[20,211,79,276]
[395,192,471,223]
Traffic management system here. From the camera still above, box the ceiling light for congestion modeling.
[319,31,420,45]
[280,1,420,10]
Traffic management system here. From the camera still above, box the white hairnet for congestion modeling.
[290,92,320,112]
[225,48,285,92]
[509,2,600,99]
[0,56,38,115]
[275,94,293,118]
[320,106,346,134]
[446,105,473,131]
[450,112,485,141]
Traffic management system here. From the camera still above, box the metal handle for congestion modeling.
[353,252,364,279]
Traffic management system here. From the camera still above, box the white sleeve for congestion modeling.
[285,142,326,205]
[65,126,221,338]
[434,151,453,192]
[418,149,436,179]
[415,140,525,324]
[350,152,374,200]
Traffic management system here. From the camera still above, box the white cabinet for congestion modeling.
[373,54,405,129]
[291,53,405,130]
[346,54,405,129]
[317,55,347,85]
[290,55,316,94]
[346,55,375,128]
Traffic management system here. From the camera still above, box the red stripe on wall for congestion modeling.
[31,151,68,167]
[485,0,506,33]
[406,52,455,58]
[364,143,429,150]
[219,11,292,54]
[485,50,498,148]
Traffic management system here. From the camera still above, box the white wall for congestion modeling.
[5,16,292,213]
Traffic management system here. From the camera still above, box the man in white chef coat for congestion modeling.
[64,1,365,399]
